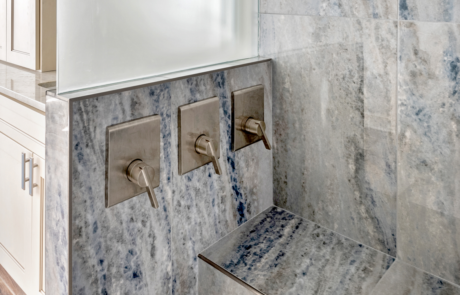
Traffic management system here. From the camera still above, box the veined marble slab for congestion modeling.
[170,63,273,295]
[261,0,397,20]
[371,261,460,295]
[261,14,397,255]
[200,206,395,295]
[72,84,173,295]
[67,62,272,295]
[400,0,460,23]
[45,96,70,295]
[398,21,460,285]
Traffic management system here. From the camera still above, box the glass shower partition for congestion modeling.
[57,0,259,94]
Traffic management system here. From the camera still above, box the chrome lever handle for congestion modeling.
[140,167,159,209]
[243,118,272,150]
[22,153,39,196]
[195,135,222,175]
[127,160,159,208]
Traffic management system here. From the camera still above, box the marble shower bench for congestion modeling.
[198,207,460,295]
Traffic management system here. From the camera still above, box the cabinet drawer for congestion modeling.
[0,94,45,144]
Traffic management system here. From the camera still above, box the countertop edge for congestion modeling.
[0,86,46,113]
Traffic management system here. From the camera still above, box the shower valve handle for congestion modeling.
[242,118,272,150]
[127,160,159,208]
[195,135,222,175]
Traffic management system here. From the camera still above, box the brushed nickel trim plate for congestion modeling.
[178,97,221,175]
[106,115,161,208]
[232,85,265,151]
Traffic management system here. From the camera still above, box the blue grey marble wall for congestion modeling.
[169,64,273,295]
[398,9,460,286]
[261,2,398,256]
[45,95,70,295]
[68,62,272,295]
[262,0,460,287]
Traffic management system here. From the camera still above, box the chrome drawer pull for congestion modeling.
[21,153,38,196]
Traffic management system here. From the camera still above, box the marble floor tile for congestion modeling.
[201,206,395,295]
[371,261,460,295]
[261,0,397,20]
[261,14,397,255]
[398,21,460,285]
[399,0,460,23]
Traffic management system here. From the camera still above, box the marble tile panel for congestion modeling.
[66,61,272,295]
[261,0,397,20]
[201,206,395,295]
[261,14,397,255]
[71,85,173,295]
[170,63,273,295]
[398,21,460,284]
[45,96,70,295]
[399,0,460,23]
[371,261,460,295]
[198,259,255,295]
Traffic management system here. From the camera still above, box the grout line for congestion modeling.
[398,18,460,25]
[68,101,73,295]
[261,12,460,25]
[396,0,400,266]
[396,260,460,289]
[260,11,398,22]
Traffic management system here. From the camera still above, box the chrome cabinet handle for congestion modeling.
[195,135,222,175]
[21,153,38,196]
[242,118,272,150]
[126,160,159,208]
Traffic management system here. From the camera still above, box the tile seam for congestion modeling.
[260,11,398,22]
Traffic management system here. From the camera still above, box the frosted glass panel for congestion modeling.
[57,0,258,93]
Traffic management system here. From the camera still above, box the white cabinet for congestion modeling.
[6,0,38,69]
[0,95,45,295]
[0,0,55,71]
[0,0,7,61]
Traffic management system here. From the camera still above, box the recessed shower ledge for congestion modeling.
[48,57,271,102]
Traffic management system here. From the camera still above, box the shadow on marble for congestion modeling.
[371,261,460,295]
[260,14,397,255]
[198,259,255,295]
[398,21,460,285]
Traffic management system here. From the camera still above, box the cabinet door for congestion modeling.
[6,0,37,69]
[0,0,6,60]
[0,132,44,295]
